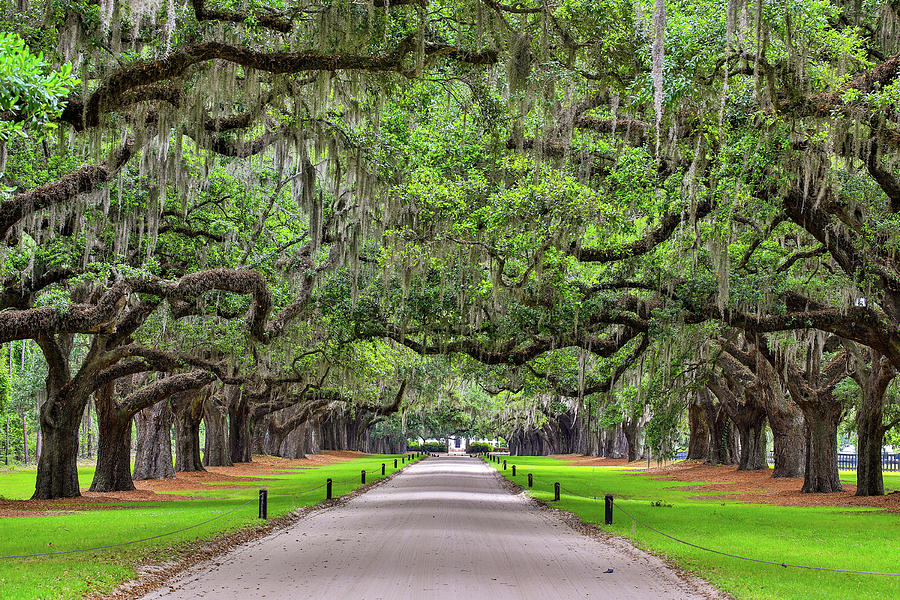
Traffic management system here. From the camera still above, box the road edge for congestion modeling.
[91,457,425,600]
[480,458,734,600]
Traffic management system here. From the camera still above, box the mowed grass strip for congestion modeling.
[489,455,900,600]
[0,454,421,600]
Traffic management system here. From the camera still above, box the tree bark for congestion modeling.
[173,393,205,472]
[766,396,806,478]
[278,422,305,459]
[698,390,736,465]
[736,411,767,471]
[229,394,252,463]
[623,418,642,462]
[32,400,83,498]
[89,382,136,492]
[800,402,843,493]
[853,348,897,496]
[133,400,175,480]
[202,393,232,467]
[251,416,268,455]
[687,401,710,460]
[857,401,886,496]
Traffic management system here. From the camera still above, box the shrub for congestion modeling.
[467,442,494,453]
[420,441,448,452]
[408,441,447,452]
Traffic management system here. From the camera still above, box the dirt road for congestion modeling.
[140,456,719,599]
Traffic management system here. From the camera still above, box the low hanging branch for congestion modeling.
[792,53,900,116]
[377,323,647,366]
[0,281,128,344]
[82,34,498,129]
[121,370,216,416]
[0,140,135,239]
[190,0,293,33]
[525,334,650,397]
[570,198,715,263]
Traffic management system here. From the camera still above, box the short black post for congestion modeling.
[605,494,614,525]
[382,463,386,476]
[402,456,406,463]
[528,473,533,488]
[258,488,268,519]
[503,460,507,470]
[554,482,560,502]
[326,478,333,500]
[361,469,366,484]
[512,465,516,476]
[394,458,398,468]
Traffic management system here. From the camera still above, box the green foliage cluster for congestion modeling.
[466,442,494,453]
[408,441,448,453]
[0,32,75,142]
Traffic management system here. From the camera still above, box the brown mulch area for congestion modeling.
[642,460,900,510]
[0,452,360,518]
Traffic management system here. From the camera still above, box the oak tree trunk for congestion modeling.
[853,350,896,496]
[89,383,136,492]
[706,406,736,466]
[800,402,842,493]
[623,419,641,462]
[687,402,710,460]
[767,398,806,478]
[203,397,232,467]
[229,397,252,463]
[737,415,767,471]
[174,407,204,472]
[133,401,175,480]
[856,404,885,496]
[32,398,84,499]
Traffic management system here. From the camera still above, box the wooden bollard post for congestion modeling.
[326,478,333,500]
[605,494,614,525]
[361,470,366,484]
[528,473,533,487]
[382,463,386,476]
[503,460,507,470]
[554,482,560,502]
[394,458,398,468]
[258,488,268,519]
[512,465,516,476]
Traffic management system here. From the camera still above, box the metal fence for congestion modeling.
[673,451,900,471]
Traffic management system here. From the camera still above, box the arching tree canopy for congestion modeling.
[2,0,900,499]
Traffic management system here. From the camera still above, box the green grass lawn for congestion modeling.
[0,454,422,600]
[488,456,900,600]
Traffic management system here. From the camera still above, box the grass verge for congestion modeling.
[487,455,900,600]
[0,453,422,600]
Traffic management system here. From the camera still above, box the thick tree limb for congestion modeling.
[191,0,293,33]
[122,370,215,415]
[776,245,827,273]
[83,35,497,128]
[526,334,649,396]
[571,199,714,263]
[0,281,128,344]
[0,141,134,239]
